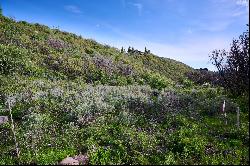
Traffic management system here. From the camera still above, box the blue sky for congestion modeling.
[1,0,249,70]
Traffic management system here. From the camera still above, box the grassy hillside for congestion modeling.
[0,15,249,165]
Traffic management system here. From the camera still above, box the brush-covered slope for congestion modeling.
[0,15,249,165]
[0,15,192,91]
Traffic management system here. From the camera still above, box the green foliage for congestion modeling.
[210,26,249,97]
[0,44,24,75]
[142,72,173,90]
[0,15,248,165]
[0,81,248,164]
[0,15,192,85]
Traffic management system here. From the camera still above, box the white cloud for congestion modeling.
[201,21,233,32]
[232,10,247,16]
[236,0,249,7]
[130,3,143,16]
[143,36,231,69]
[120,1,143,15]
[191,0,248,33]
[236,0,249,12]
[64,5,82,14]
[93,24,231,71]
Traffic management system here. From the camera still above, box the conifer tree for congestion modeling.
[121,47,125,53]
[128,46,131,53]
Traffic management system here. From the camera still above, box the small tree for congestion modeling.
[121,47,125,53]
[128,46,131,53]
[131,47,134,52]
[144,47,151,54]
[210,25,249,96]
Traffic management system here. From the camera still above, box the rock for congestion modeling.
[59,157,79,165]
[0,116,8,125]
[73,154,89,165]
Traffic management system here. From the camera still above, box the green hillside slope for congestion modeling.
[0,15,192,89]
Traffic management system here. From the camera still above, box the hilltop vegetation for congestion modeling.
[0,15,249,165]
[0,15,191,87]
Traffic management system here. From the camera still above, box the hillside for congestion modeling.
[0,15,249,165]
[0,15,192,88]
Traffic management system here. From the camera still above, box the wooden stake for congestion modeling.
[237,107,240,129]
[8,100,20,158]
[222,100,227,125]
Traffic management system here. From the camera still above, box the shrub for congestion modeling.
[0,44,26,75]
[210,26,249,96]
[142,72,173,90]
[186,69,222,86]
[47,38,67,50]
